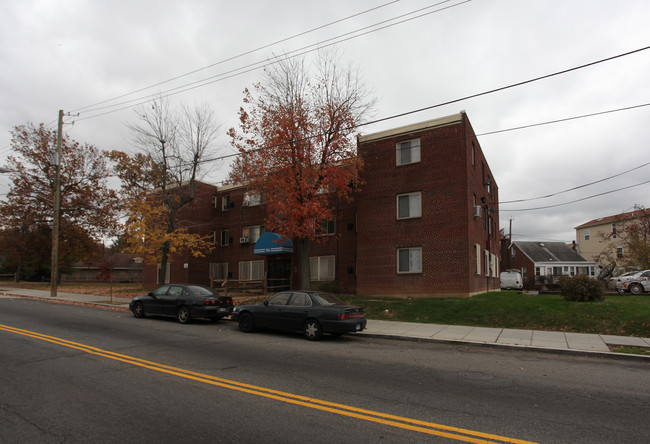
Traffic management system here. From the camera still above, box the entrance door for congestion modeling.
[268,258,291,292]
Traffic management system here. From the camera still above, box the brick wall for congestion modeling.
[143,112,501,297]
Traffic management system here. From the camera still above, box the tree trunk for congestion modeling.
[159,241,170,286]
[298,238,310,290]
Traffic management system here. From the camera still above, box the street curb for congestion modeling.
[6,293,131,312]
[358,332,650,362]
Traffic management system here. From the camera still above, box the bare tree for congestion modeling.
[123,96,223,285]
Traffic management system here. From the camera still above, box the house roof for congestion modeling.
[358,112,464,143]
[73,253,143,270]
[575,208,646,229]
[514,241,588,263]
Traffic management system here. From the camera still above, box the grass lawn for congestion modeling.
[344,291,650,338]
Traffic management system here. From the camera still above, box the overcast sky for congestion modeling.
[1,0,649,243]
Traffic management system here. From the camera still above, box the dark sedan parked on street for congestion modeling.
[129,284,233,323]
[231,291,366,340]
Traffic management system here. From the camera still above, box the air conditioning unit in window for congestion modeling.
[239,236,249,244]
[242,200,250,207]
[473,205,482,218]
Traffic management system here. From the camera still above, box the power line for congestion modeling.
[74,0,471,120]
[69,0,403,115]
[193,45,650,168]
[499,161,650,204]
[501,180,650,212]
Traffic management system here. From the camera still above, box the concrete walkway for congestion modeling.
[2,287,649,360]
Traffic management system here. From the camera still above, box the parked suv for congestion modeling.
[615,270,650,295]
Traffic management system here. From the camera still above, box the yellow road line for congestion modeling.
[0,323,537,444]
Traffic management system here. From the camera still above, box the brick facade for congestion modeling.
[143,112,500,297]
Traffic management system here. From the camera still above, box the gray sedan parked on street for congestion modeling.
[130,284,234,323]
[232,291,366,340]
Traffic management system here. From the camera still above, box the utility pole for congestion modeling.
[50,110,63,298]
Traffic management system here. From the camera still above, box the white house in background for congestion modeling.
[507,241,596,286]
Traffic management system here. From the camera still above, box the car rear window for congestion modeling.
[312,292,344,306]
[186,285,217,296]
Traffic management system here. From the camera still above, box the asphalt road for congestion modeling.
[1,296,648,443]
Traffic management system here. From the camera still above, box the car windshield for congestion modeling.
[186,285,217,296]
[312,292,345,306]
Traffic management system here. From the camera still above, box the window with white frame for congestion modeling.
[242,225,265,243]
[315,218,335,236]
[211,196,218,209]
[222,195,231,211]
[243,190,264,207]
[396,138,421,166]
[491,253,498,277]
[616,247,624,258]
[475,244,481,275]
[397,247,422,274]
[209,263,228,281]
[210,230,217,243]
[310,255,335,281]
[397,192,421,219]
[221,229,230,246]
[584,229,590,241]
[239,260,264,281]
[611,223,617,239]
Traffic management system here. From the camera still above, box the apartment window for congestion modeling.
[209,263,228,281]
[315,219,335,236]
[211,196,218,209]
[310,256,335,281]
[616,247,624,259]
[484,250,490,276]
[239,260,264,281]
[222,195,231,211]
[243,191,264,207]
[471,141,475,166]
[397,192,421,219]
[220,229,230,246]
[584,229,590,241]
[474,244,481,275]
[210,230,217,243]
[397,248,422,274]
[396,138,420,166]
[611,223,617,239]
[242,225,265,243]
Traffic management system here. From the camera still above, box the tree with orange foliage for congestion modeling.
[0,122,119,281]
[228,52,374,289]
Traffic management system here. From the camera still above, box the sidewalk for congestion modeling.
[2,287,649,360]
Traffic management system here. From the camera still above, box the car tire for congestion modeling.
[238,313,255,332]
[132,301,145,318]
[303,319,323,341]
[629,283,643,295]
[177,306,191,324]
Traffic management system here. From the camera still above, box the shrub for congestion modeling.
[559,275,606,302]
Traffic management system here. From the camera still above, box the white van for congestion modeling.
[500,270,523,290]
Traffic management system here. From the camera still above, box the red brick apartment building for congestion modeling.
[142,111,501,297]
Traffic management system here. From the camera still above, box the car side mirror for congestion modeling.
[263,300,269,306]
[148,292,155,297]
